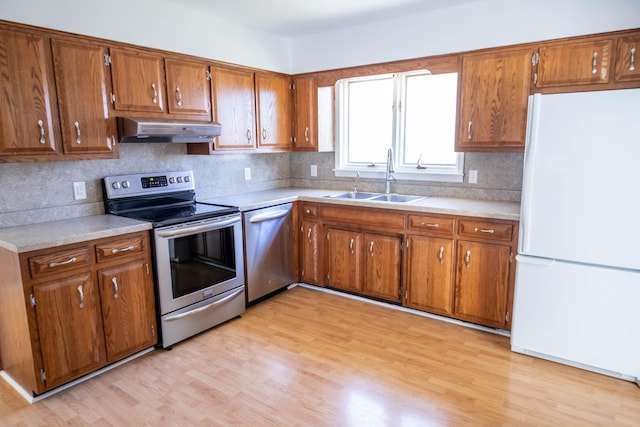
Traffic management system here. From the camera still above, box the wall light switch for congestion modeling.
[73,181,87,200]
[244,167,251,181]
[468,170,478,184]
[310,164,318,177]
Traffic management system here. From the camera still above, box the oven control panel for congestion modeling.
[104,171,195,199]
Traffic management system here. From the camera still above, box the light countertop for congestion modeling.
[0,215,152,253]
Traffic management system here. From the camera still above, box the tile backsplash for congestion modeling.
[0,146,522,228]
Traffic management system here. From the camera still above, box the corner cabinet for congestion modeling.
[292,76,317,151]
[0,231,157,395]
[255,72,293,150]
[456,48,533,152]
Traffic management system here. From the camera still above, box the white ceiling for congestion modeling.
[162,0,483,37]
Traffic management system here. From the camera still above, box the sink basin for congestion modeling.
[326,191,381,200]
[326,192,424,203]
[370,194,424,203]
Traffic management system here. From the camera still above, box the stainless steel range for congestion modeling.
[103,171,245,348]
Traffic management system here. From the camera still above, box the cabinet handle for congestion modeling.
[467,120,472,140]
[111,245,134,254]
[421,222,440,228]
[175,87,182,106]
[74,121,81,144]
[304,126,309,142]
[473,227,495,234]
[37,119,45,144]
[48,256,77,268]
[262,128,267,141]
[77,284,85,309]
[438,246,444,265]
[151,83,158,104]
[591,51,598,74]
[247,128,252,142]
[111,277,119,299]
[349,238,354,254]
[630,47,636,71]
[464,249,471,268]
[369,241,374,257]
[307,228,312,243]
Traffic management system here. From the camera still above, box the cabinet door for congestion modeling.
[211,67,256,149]
[454,240,511,328]
[363,233,401,302]
[536,40,612,87]
[51,39,117,155]
[405,236,454,315]
[300,220,322,285]
[293,77,316,151]
[457,49,532,151]
[255,73,292,150]
[98,260,157,362]
[614,35,640,82]
[33,273,107,390]
[110,48,165,112]
[165,59,211,117]
[0,30,59,155]
[327,228,363,292]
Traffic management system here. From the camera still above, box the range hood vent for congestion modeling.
[117,117,221,143]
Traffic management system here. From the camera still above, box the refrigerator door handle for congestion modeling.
[520,94,542,254]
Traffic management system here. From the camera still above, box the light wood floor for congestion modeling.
[1,285,639,426]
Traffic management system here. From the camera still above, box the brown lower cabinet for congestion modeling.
[296,202,518,330]
[0,231,157,395]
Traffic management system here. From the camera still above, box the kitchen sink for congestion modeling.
[325,192,424,203]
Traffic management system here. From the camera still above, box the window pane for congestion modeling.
[347,77,394,164]
[403,72,458,166]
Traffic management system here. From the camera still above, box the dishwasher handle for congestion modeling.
[248,208,290,223]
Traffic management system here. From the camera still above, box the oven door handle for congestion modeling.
[155,216,239,239]
[163,288,244,322]
[248,209,290,223]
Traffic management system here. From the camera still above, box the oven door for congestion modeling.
[153,214,245,315]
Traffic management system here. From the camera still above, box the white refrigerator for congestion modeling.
[510,88,640,384]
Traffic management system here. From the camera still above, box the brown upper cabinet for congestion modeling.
[534,39,612,87]
[456,48,533,152]
[51,39,118,155]
[0,29,59,157]
[255,72,293,150]
[614,35,640,82]
[164,58,212,118]
[109,47,166,113]
[293,76,317,151]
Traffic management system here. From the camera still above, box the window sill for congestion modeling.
[334,168,464,183]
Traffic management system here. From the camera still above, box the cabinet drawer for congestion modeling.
[458,220,513,241]
[300,204,318,218]
[408,215,454,235]
[29,247,92,279]
[322,206,404,230]
[96,235,145,263]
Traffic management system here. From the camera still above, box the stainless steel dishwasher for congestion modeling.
[243,203,294,303]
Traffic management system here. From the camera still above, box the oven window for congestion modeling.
[168,227,236,299]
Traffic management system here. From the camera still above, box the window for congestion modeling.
[335,70,463,182]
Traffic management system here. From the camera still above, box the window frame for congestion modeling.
[334,70,464,183]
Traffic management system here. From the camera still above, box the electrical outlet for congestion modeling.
[244,167,251,181]
[73,181,87,200]
[310,164,318,177]
[468,170,478,184]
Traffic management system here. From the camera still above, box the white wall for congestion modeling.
[0,0,292,72]
[292,0,640,73]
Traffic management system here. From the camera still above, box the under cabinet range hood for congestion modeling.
[117,117,221,143]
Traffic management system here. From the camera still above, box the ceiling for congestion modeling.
[163,0,483,37]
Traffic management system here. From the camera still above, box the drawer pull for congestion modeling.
[591,51,598,74]
[111,277,119,299]
[421,222,440,228]
[474,227,495,234]
[111,245,134,254]
[630,47,636,71]
[48,256,78,268]
[438,246,444,265]
[464,249,471,268]
[349,238,354,254]
[77,284,85,309]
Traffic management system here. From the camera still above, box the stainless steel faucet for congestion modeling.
[385,147,396,194]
